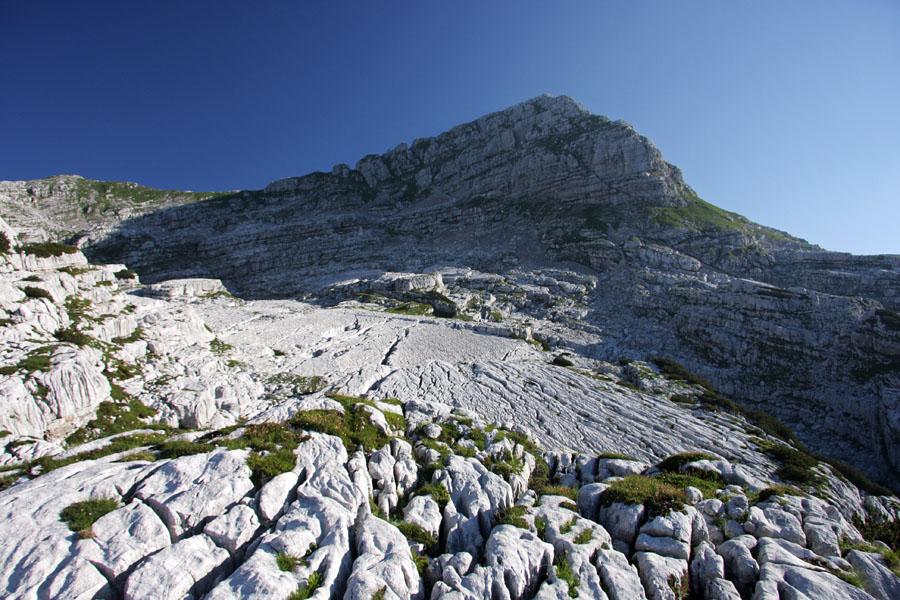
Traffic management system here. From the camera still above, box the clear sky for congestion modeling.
[1,1,898,254]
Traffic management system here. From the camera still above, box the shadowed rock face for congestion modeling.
[1,94,899,489]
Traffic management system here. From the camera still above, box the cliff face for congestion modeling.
[1,94,899,491]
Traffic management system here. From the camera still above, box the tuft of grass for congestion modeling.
[246,448,297,487]
[535,516,547,540]
[286,571,322,600]
[411,552,429,575]
[209,338,232,355]
[396,521,437,547]
[276,552,302,572]
[60,497,119,532]
[386,302,432,316]
[560,501,578,512]
[65,399,159,446]
[53,326,93,346]
[598,475,686,517]
[831,568,865,589]
[496,505,529,529]
[414,482,450,510]
[554,552,580,598]
[560,515,578,534]
[574,528,593,544]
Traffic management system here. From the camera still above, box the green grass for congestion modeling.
[554,552,580,598]
[0,345,56,375]
[597,452,636,460]
[114,268,137,280]
[657,452,717,473]
[560,515,578,534]
[60,497,119,532]
[536,485,578,502]
[53,326,93,346]
[754,439,823,487]
[154,440,215,459]
[830,568,865,589]
[650,357,714,390]
[552,355,574,367]
[750,484,801,504]
[265,373,327,395]
[209,338,232,355]
[574,528,593,544]
[111,327,144,345]
[414,482,450,509]
[246,448,297,487]
[495,505,529,529]
[290,397,390,453]
[276,552,303,572]
[18,241,78,258]
[286,571,322,600]
[64,399,159,446]
[598,475,687,517]
[386,302,432,316]
[650,197,748,233]
[0,232,9,253]
[411,552,429,575]
[656,472,725,499]
[395,521,437,546]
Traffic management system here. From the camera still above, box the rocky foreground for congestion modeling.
[2,220,900,599]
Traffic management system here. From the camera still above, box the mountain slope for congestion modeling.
[1,94,898,491]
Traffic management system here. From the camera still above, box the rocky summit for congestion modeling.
[0,94,898,600]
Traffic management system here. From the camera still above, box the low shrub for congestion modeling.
[656,472,725,499]
[414,482,450,509]
[155,440,215,459]
[114,269,137,280]
[395,521,437,546]
[23,286,51,299]
[54,326,93,346]
[552,355,574,367]
[0,232,9,253]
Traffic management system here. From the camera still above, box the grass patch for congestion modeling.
[560,515,578,534]
[246,448,297,487]
[60,497,118,532]
[65,399,159,446]
[386,302,432,316]
[276,552,303,572]
[754,440,823,487]
[750,484,801,504]
[290,397,390,454]
[154,440,215,459]
[656,472,724,499]
[54,326,93,346]
[574,528,593,544]
[414,482,450,510]
[554,552,580,598]
[657,452,716,473]
[286,571,322,600]
[411,552,429,575]
[650,197,748,233]
[18,241,78,258]
[265,373,327,395]
[597,452,636,460]
[111,327,144,345]
[651,357,714,390]
[209,338,232,355]
[114,268,137,280]
[536,485,578,502]
[495,505,528,529]
[396,521,437,546]
[598,475,686,517]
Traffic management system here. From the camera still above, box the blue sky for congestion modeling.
[1,1,898,254]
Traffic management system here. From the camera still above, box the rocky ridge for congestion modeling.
[1,217,900,599]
